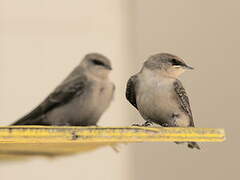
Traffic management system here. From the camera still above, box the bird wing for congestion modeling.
[173,79,194,127]
[126,75,138,110]
[12,74,88,125]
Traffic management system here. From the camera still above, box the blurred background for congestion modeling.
[0,0,239,179]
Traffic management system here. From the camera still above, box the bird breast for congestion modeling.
[136,74,179,122]
[75,79,113,124]
[47,79,114,126]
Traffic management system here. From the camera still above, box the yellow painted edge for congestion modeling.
[0,126,226,143]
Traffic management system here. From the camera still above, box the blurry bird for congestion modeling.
[126,53,200,149]
[12,53,115,126]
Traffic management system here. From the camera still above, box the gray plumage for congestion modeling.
[126,53,200,149]
[12,53,115,126]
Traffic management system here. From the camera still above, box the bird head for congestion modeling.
[81,53,112,79]
[143,53,194,78]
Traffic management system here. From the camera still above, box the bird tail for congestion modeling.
[187,142,200,150]
[11,119,33,125]
[175,141,200,150]
[11,116,49,126]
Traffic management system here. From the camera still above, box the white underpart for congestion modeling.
[136,68,190,127]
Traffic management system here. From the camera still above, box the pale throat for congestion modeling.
[88,69,110,80]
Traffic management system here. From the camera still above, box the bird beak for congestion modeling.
[184,65,194,70]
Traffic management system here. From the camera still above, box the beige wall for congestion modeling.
[132,1,239,180]
[0,0,239,180]
[0,0,135,180]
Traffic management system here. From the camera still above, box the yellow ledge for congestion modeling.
[0,126,225,159]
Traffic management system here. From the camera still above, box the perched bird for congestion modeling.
[12,53,115,126]
[126,53,200,149]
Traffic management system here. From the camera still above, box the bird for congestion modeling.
[12,53,115,126]
[125,53,200,149]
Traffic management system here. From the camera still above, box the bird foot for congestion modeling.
[132,123,141,126]
[142,121,153,127]
[162,123,169,127]
[132,121,153,127]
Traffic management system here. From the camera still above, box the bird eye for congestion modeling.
[171,59,182,66]
[91,59,105,66]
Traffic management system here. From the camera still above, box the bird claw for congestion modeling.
[132,121,153,127]
[142,121,153,127]
[132,123,141,126]
[162,123,169,127]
